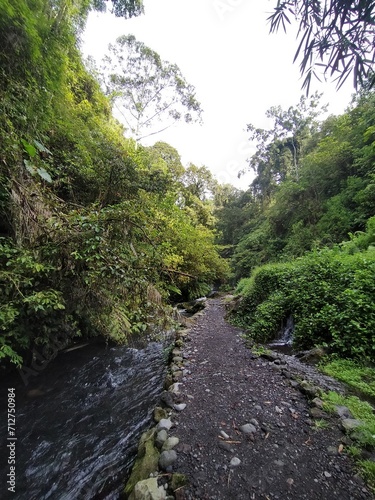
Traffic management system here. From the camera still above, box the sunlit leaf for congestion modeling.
[21,139,37,158]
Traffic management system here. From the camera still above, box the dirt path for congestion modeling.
[170,298,373,499]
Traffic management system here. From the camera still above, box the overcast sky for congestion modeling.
[82,0,355,189]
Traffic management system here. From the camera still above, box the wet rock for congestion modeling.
[183,300,206,315]
[159,450,178,470]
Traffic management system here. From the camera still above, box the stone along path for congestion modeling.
[169,298,373,499]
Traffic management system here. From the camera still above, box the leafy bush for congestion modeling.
[232,239,375,358]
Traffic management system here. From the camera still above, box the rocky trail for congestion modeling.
[162,297,374,499]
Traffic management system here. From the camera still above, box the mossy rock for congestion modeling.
[170,473,187,491]
[154,406,169,423]
[163,373,173,390]
[124,428,160,498]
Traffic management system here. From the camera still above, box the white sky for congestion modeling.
[82,0,355,190]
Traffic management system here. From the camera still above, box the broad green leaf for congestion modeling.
[21,139,37,157]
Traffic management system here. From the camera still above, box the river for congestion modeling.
[0,339,167,499]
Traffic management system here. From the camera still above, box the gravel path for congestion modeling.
[170,298,374,499]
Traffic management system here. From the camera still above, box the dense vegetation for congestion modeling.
[1,0,374,370]
[220,91,375,359]
[0,0,229,367]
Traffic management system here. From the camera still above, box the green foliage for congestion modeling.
[250,344,272,357]
[357,460,375,492]
[218,91,375,284]
[92,0,144,18]
[0,0,227,366]
[312,419,329,430]
[322,391,375,447]
[321,391,375,491]
[0,237,66,365]
[232,234,375,358]
[269,0,375,92]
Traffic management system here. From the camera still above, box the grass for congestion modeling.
[358,460,375,492]
[347,445,362,458]
[321,390,375,492]
[312,418,329,430]
[251,344,272,357]
[320,358,375,400]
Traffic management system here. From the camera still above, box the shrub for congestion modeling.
[232,242,375,358]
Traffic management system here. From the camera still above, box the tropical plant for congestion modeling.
[269,0,375,92]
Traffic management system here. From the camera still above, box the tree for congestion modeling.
[182,164,217,201]
[146,141,185,182]
[246,93,326,196]
[91,0,144,18]
[269,0,375,93]
[101,35,203,142]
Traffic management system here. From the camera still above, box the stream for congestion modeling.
[0,339,167,499]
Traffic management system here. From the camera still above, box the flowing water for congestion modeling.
[0,339,167,499]
[268,315,295,354]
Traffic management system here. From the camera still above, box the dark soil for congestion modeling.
[170,298,374,499]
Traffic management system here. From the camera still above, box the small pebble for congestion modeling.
[230,457,241,467]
